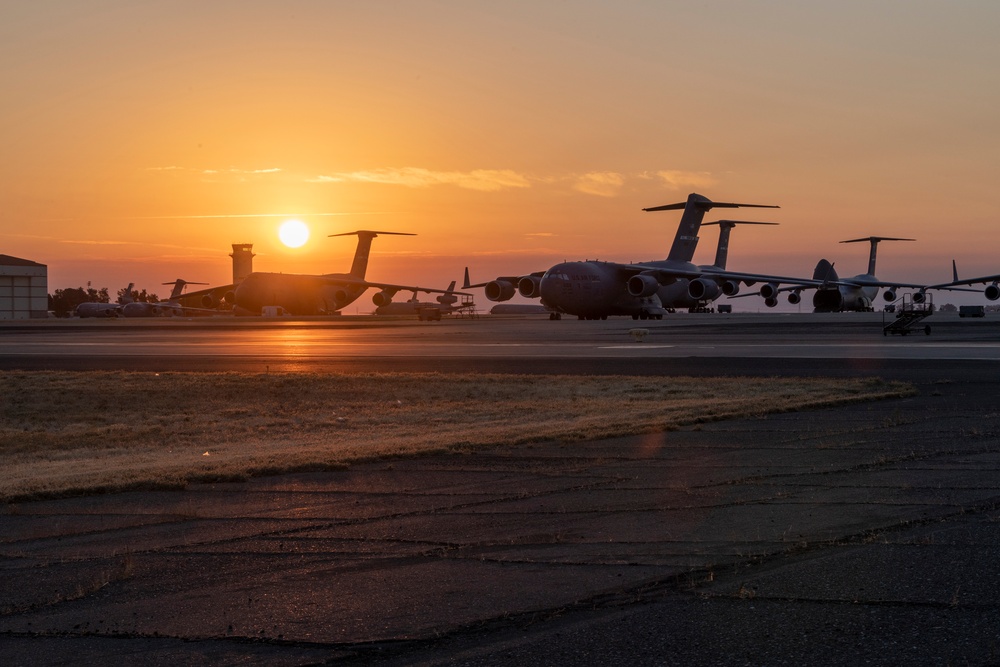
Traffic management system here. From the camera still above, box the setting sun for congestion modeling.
[278,219,310,248]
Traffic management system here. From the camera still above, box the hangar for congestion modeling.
[0,254,48,319]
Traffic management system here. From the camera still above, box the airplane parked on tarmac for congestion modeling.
[75,283,134,318]
[230,231,465,316]
[753,237,930,312]
[466,193,818,320]
[121,280,223,317]
[374,280,475,320]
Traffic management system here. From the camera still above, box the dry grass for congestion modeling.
[0,371,914,501]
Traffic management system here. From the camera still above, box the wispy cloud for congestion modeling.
[125,212,385,220]
[308,168,531,192]
[572,172,625,197]
[654,170,717,189]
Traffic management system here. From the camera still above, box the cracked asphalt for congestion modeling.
[3,316,1000,665]
[3,365,1000,665]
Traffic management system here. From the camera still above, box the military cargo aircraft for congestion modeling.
[121,280,223,317]
[755,237,930,312]
[373,280,475,320]
[467,193,818,320]
[230,230,462,316]
[75,283,133,318]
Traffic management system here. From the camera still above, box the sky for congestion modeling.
[3,1,1000,307]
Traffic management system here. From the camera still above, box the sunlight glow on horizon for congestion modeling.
[2,2,1000,300]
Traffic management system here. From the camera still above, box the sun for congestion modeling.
[278,219,310,248]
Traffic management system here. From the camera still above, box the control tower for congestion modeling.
[230,243,255,285]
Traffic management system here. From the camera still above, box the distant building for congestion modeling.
[230,243,254,285]
[0,254,48,319]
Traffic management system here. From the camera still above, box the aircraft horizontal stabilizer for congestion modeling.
[702,220,780,227]
[328,230,416,238]
[840,237,914,244]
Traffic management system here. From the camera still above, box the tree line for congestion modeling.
[48,284,160,317]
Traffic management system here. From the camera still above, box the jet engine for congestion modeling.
[787,290,801,305]
[372,290,394,307]
[626,274,660,298]
[333,289,350,305]
[883,289,896,302]
[987,283,1000,301]
[224,290,236,304]
[485,280,516,302]
[721,280,741,297]
[764,297,778,308]
[518,276,542,299]
[912,291,926,304]
[759,283,780,300]
[687,278,721,301]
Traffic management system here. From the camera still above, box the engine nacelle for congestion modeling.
[372,290,394,307]
[883,289,896,302]
[721,280,741,297]
[787,290,801,305]
[627,274,660,298]
[333,289,350,305]
[518,275,542,299]
[485,280,516,302]
[986,283,1000,301]
[912,291,926,304]
[201,294,215,308]
[764,297,778,308]
[224,290,236,304]
[759,283,780,300]
[688,278,721,301]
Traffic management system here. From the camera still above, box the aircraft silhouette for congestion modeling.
[467,193,817,320]
[230,231,465,316]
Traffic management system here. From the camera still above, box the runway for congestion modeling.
[4,312,1000,377]
[4,312,1000,665]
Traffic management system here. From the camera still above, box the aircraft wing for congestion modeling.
[173,283,236,309]
[626,263,825,290]
[321,276,474,297]
[927,274,1000,289]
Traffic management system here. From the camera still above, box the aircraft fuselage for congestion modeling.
[233,272,367,316]
[538,261,666,319]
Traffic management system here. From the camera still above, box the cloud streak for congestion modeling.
[309,168,531,192]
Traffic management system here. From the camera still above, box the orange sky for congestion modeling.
[3,2,1000,307]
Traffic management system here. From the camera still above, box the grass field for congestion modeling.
[0,371,914,501]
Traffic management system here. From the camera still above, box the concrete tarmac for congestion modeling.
[2,313,1000,665]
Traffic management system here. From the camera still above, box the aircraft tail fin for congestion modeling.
[644,193,779,263]
[119,282,135,304]
[702,220,779,269]
[162,279,208,300]
[953,259,959,282]
[437,280,459,305]
[840,237,914,277]
[330,230,416,279]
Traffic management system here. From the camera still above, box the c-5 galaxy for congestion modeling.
[467,193,815,320]
[230,231,465,316]
[759,236,929,312]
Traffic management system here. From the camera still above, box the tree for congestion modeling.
[48,284,111,317]
[940,303,958,313]
[117,286,159,304]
